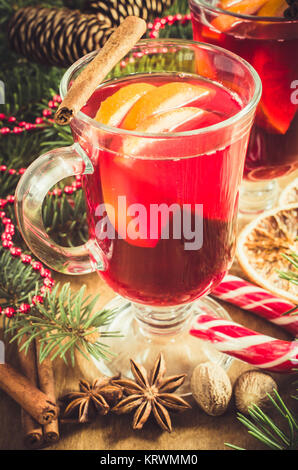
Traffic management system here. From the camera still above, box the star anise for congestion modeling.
[60,376,123,423]
[111,353,191,432]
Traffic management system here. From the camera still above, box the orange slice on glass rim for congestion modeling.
[122,82,213,130]
[236,204,298,304]
[212,0,268,32]
[94,82,155,127]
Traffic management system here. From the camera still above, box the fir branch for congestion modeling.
[6,283,121,366]
[226,389,298,450]
[0,166,21,197]
[0,63,63,119]
[165,0,189,14]
[0,131,49,169]
[159,0,193,41]
[278,253,298,286]
[0,247,42,309]
[1,165,87,248]
[43,189,88,247]
[40,122,73,152]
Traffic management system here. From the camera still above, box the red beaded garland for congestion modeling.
[0,171,57,318]
[147,13,191,39]
[0,156,83,318]
[4,307,16,318]
[0,94,61,136]
[0,92,87,318]
[10,247,22,256]
[19,303,31,314]
[21,254,32,264]
[31,261,43,271]
[32,295,43,305]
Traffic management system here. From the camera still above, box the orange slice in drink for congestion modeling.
[95,82,155,126]
[212,0,268,32]
[122,82,213,130]
[123,107,206,155]
[137,107,206,132]
[257,0,287,16]
[219,0,246,7]
[101,108,207,248]
[252,47,297,134]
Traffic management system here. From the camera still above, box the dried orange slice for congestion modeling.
[95,82,155,126]
[257,0,287,16]
[279,178,298,206]
[212,0,268,32]
[122,82,213,130]
[236,204,298,303]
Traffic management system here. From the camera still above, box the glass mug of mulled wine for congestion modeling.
[189,0,298,214]
[15,39,261,391]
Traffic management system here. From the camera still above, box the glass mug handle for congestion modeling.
[15,143,105,275]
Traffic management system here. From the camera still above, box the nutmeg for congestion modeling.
[234,370,278,415]
[190,362,232,416]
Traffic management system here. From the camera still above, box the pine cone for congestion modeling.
[8,7,114,67]
[84,0,175,26]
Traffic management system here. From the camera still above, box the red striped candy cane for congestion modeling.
[190,313,298,373]
[212,275,298,336]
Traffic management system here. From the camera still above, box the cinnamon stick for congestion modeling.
[18,340,44,449]
[54,15,146,126]
[21,410,44,449]
[36,341,59,444]
[0,363,58,425]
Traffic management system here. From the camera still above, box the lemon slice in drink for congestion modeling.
[236,204,298,303]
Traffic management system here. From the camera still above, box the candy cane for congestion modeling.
[190,313,298,373]
[212,275,298,336]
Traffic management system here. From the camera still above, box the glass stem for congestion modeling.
[132,302,194,337]
[239,179,279,214]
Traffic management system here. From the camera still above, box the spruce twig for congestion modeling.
[0,248,42,309]
[226,389,298,450]
[6,283,121,366]
[278,252,298,287]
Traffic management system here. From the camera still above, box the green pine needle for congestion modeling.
[278,253,298,287]
[226,389,298,450]
[6,282,121,366]
[0,247,42,309]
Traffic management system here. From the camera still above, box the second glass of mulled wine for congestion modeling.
[189,0,298,213]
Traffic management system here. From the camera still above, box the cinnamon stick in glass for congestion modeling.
[54,15,146,126]
[18,340,44,449]
[36,341,59,444]
[0,363,58,425]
